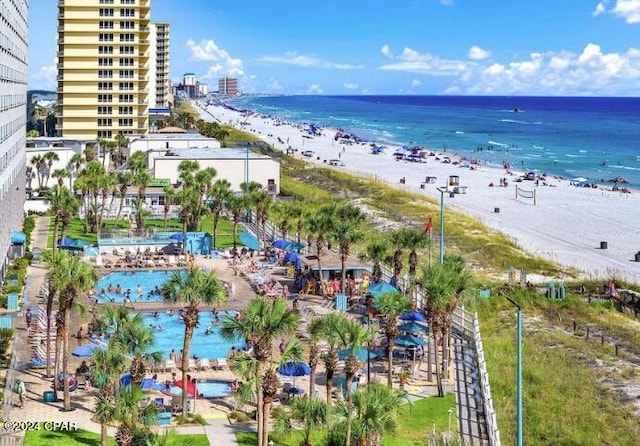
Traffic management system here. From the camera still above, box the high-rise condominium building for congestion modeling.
[0,0,28,279]
[56,0,151,139]
[149,21,169,108]
[218,77,238,96]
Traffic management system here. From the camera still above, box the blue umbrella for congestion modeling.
[239,231,260,250]
[283,251,303,269]
[140,378,166,392]
[170,233,186,242]
[338,347,380,361]
[400,311,425,321]
[398,321,429,333]
[272,240,290,249]
[394,334,426,347]
[72,343,106,357]
[277,361,311,388]
[277,361,311,377]
[368,282,399,298]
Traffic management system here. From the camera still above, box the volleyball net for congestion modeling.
[515,185,536,205]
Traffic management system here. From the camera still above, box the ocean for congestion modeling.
[231,95,640,188]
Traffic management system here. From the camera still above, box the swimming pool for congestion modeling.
[142,311,240,360]
[95,269,186,303]
[168,379,232,398]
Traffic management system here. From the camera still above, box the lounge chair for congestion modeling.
[214,358,227,370]
[187,358,197,371]
[165,359,176,371]
[198,358,211,371]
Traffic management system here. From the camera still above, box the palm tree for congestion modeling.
[41,250,67,378]
[402,229,430,297]
[52,252,97,410]
[43,151,60,187]
[113,315,162,386]
[334,318,374,446]
[389,229,406,278]
[306,204,338,297]
[251,190,272,248]
[113,386,157,446]
[225,194,249,249]
[162,185,176,231]
[68,153,84,189]
[51,168,69,187]
[46,185,79,252]
[318,312,347,405]
[273,201,294,240]
[162,267,227,414]
[30,154,46,189]
[91,346,128,446]
[413,259,472,397]
[375,291,412,387]
[208,179,231,248]
[274,396,328,446]
[360,239,388,283]
[334,383,406,446]
[306,317,326,397]
[114,170,134,222]
[221,298,300,446]
[330,217,364,294]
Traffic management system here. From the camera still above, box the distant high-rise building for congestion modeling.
[183,73,197,86]
[149,21,170,108]
[56,0,152,139]
[218,77,238,96]
[0,0,28,279]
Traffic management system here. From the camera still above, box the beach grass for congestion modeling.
[473,291,640,446]
[23,429,209,446]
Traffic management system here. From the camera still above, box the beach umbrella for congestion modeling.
[238,231,260,250]
[272,240,290,249]
[394,334,426,347]
[140,377,166,392]
[283,251,302,269]
[338,347,380,361]
[277,360,311,388]
[398,321,429,334]
[71,343,106,357]
[169,232,186,242]
[368,282,398,298]
[399,311,425,321]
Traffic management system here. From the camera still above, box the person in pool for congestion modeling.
[205,326,213,335]
[107,284,114,292]
[136,284,143,295]
[115,284,122,294]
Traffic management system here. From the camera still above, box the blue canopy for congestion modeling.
[140,378,166,391]
[72,343,106,357]
[10,231,26,244]
[338,347,381,361]
[272,240,291,249]
[169,232,186,242]
[368,282,399,298]
[277,361,311,377]
[394,334,426,347]
[398,321,429,333]
[283,251,303,269]
[400,311,425,321]
[239,231,260,250]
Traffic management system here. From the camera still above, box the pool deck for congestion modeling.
[4,216,446,446]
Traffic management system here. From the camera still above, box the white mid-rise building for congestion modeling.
[0,0,28,278]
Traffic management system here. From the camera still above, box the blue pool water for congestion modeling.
[142,311,239,360]
[168,379,232,398]
[95,270,186,303]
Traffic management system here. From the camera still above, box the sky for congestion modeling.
[28,0,640,96]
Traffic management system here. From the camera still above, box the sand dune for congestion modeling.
[194,101,640,284]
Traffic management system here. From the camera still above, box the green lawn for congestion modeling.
[47,218,98,249]
[235,395,456,446]
[24,429,208,446]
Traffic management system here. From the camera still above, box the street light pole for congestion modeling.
[436,187,446,264]
[506,297,523,446]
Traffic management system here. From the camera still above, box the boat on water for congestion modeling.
[512,107,520,112]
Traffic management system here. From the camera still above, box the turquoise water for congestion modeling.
[142,311,239,360]
[232,95,640,188]
[168,379,232,398]
[95,269,185,303]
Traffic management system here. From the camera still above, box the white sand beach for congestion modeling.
[194,101,640,284]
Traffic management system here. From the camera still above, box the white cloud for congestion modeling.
[411,79,422,87]
[468,45,491,60]
[259,52,363,70]
[267,78,284,92]
[379,46,469,75]
[447,43,640,95]
[307,84,324,94]
[381,44,393,59]
[29,60,57,90]
[344,81,359,89]
[186,39,244,78]
[593,0,640,23]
